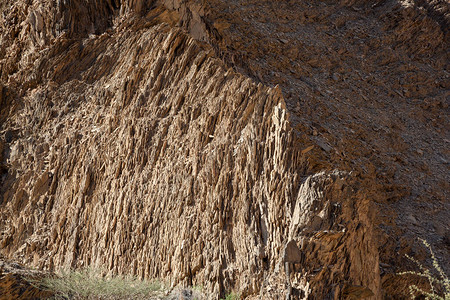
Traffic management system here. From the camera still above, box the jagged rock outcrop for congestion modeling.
[0,259,52,300]
[0,0,448,299]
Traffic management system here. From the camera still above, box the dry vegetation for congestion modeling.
[31,268,163,300]
[398,239,450,300]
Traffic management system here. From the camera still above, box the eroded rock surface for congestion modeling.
[0,0,448,299]
[0,259,52,300]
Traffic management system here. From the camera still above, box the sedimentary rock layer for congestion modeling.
[0,9,380,297]
[0,0,448,298]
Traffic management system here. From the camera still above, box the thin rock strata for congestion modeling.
[0,0,447,299]
[0,18,378,297]
[0,260,53,300]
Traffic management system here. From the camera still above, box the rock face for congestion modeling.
[0,0,448,299]
[0,259,52,300]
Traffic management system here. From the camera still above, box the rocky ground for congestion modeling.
[191,0,450,296]
[0,259,52,300]
[0,0,448,299]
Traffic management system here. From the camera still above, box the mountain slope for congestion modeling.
[0,0,448,298]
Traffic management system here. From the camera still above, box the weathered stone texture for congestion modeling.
[0,260,52,300]
[0,0,448,299]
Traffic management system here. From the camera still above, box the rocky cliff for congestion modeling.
[0,0,448,299]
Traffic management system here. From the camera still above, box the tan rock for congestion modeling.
[0,0,448,299]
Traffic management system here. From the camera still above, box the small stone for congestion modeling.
[439,156,448,164]
[283,240,302,264]
[316,139,332,152]
[301,145,314,155]
[5,130,14,143]
[407,214,418,225]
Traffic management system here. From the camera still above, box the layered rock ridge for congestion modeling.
[0,15,379,296]
[3,0,446,298]
[151,0,450,297]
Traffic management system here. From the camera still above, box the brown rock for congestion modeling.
[342,284,375,300]
[0,0,448,299]
[0,260,52,300]
[283,240,302,264]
